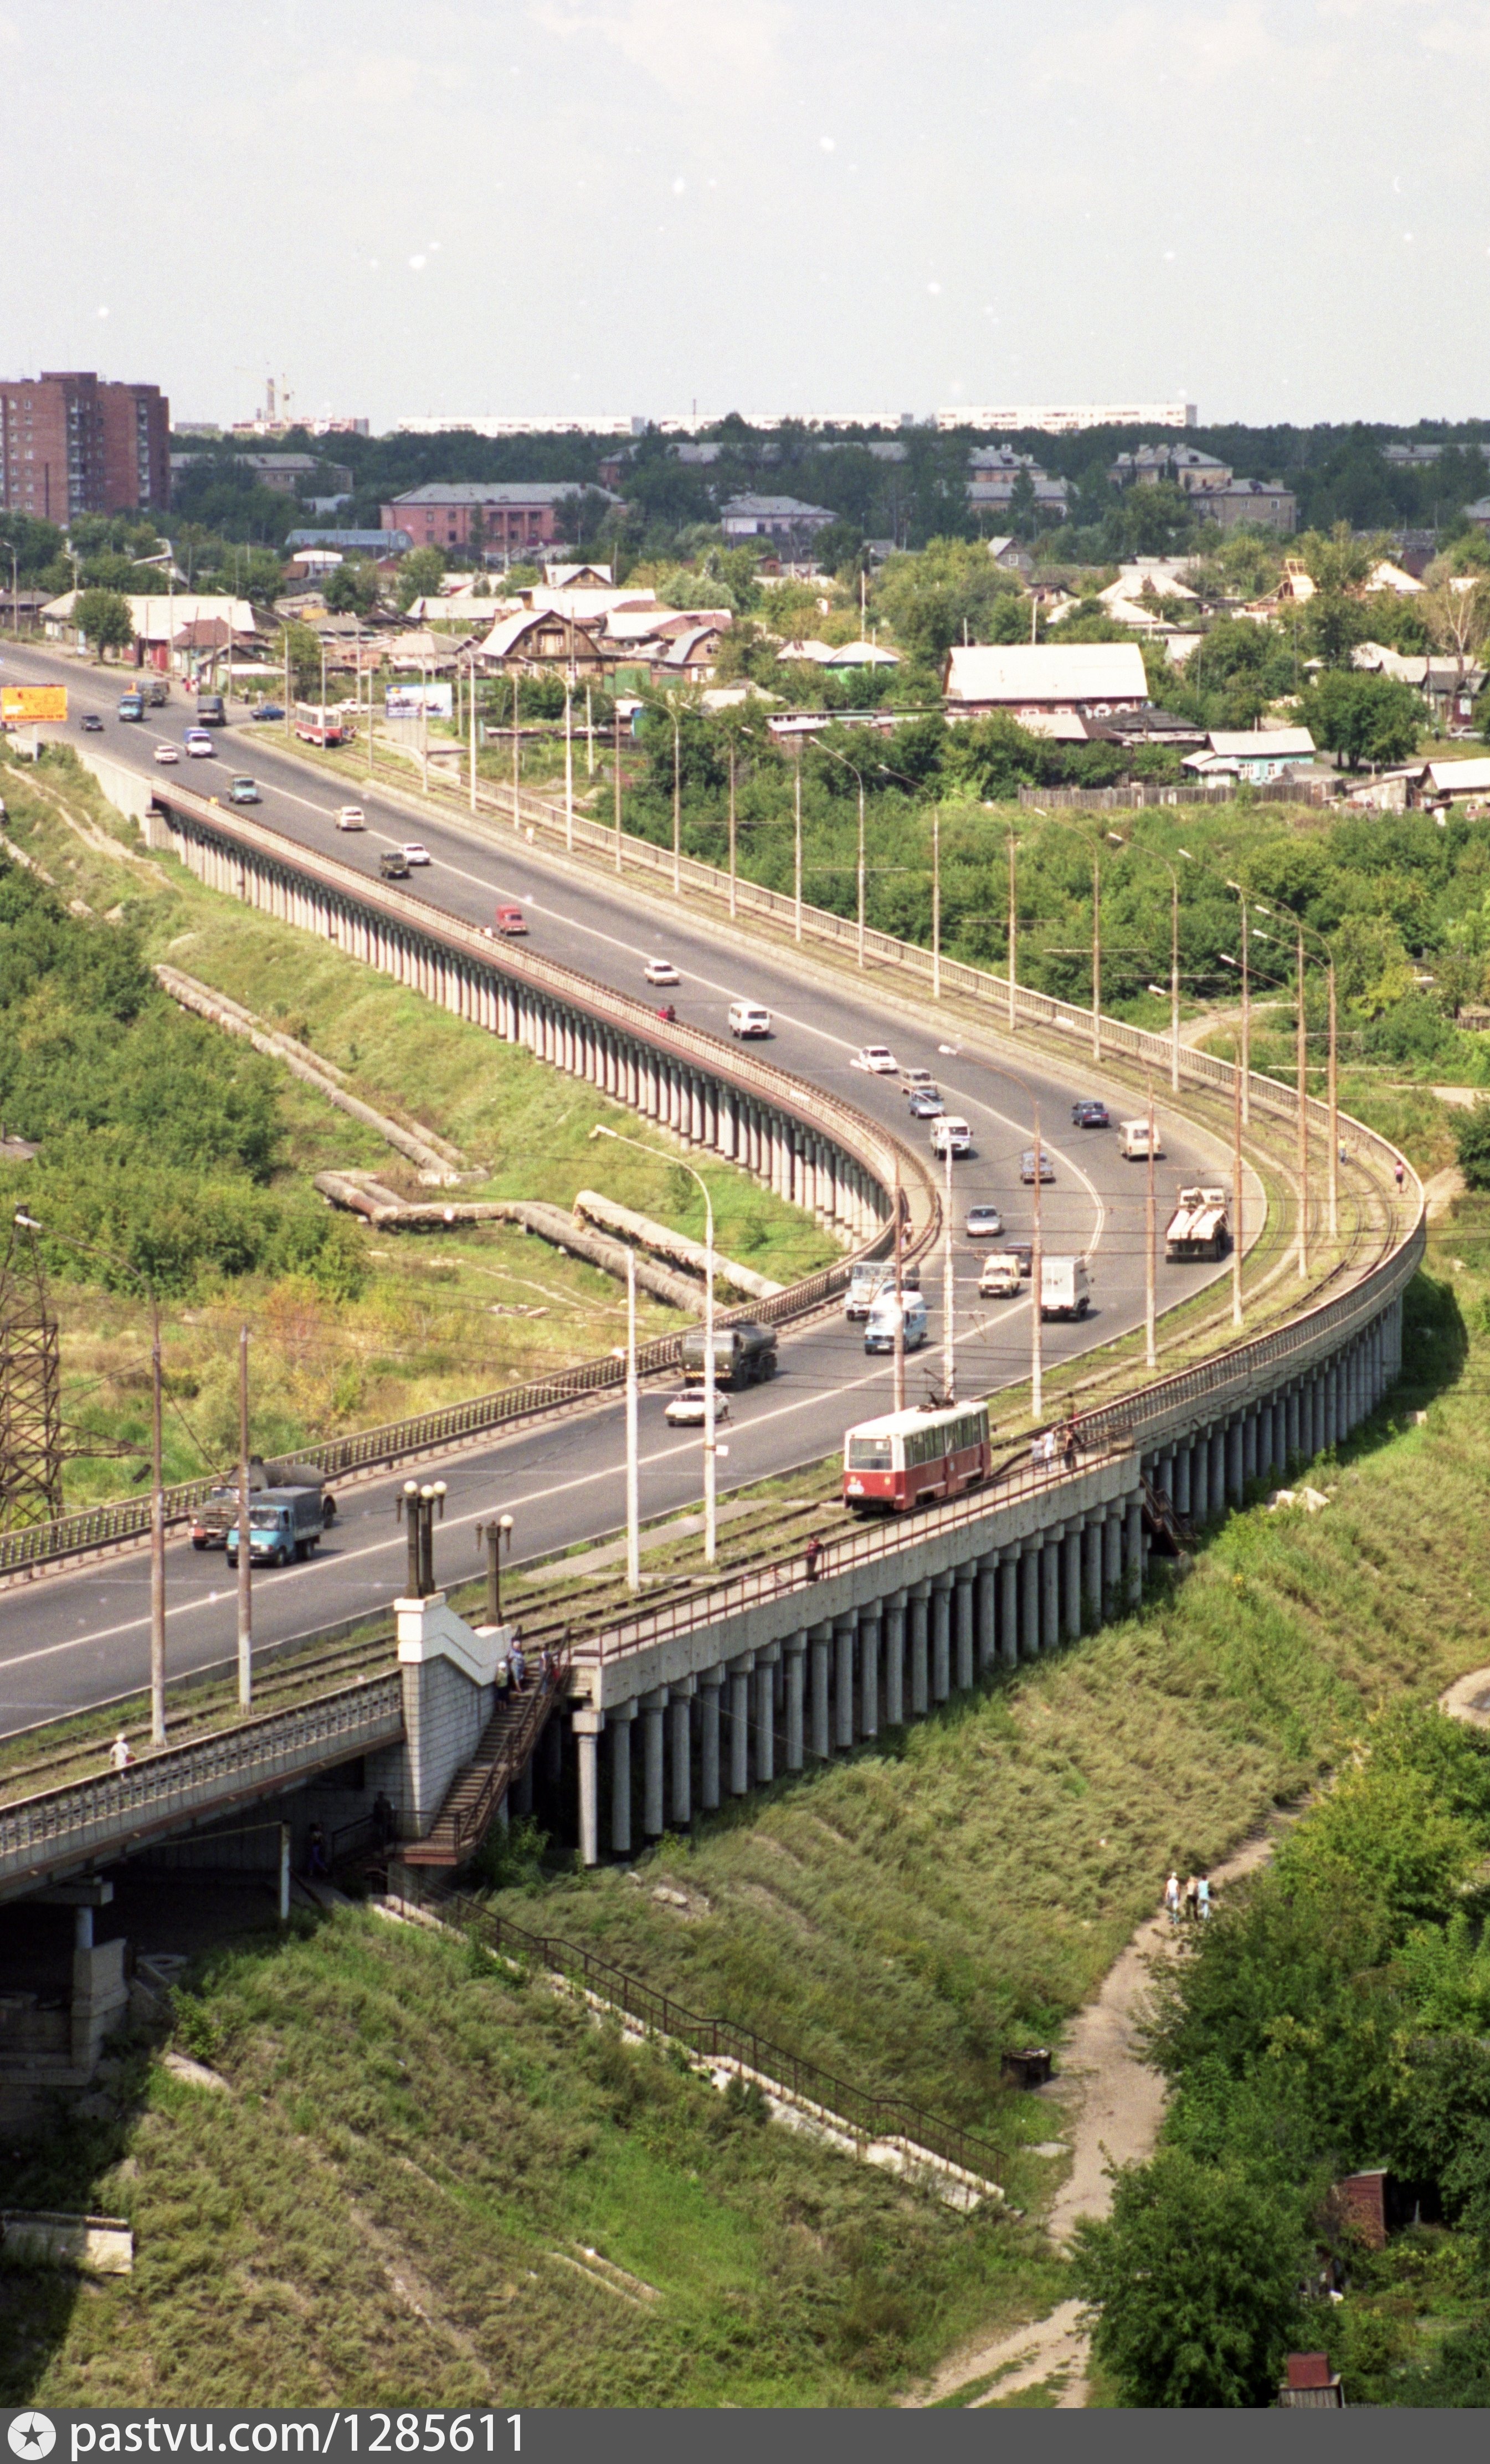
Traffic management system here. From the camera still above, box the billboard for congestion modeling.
[1,685,67,725]
[386,682,453,721]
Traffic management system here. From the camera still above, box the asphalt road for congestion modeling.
[0,645,1230,1737]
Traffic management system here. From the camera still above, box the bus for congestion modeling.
[842,1400,992,1514]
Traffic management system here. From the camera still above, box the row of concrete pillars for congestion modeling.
[1147,1301,1402,1527]
[176,819,885,1246]
[569,1297,1404,1865]
[575,1495,1149,1864]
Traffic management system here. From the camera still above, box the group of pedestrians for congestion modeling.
[1164,1868,1211,1926]
[496,1639,558,1708]
[1031,1418,1082,1474]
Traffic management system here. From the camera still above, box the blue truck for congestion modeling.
[225,1485,327,1568]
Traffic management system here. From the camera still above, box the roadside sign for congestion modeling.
[1,685,66,724]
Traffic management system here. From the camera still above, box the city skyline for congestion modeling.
[4,2,1489,433]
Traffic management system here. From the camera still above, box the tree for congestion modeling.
[1006,469,1039,540]
[72,587,135,662]
[1453,1098,1490,1190]
[322,559,380,618]
[1298,670,1424,770]
[1421,563,1490,699]
[281,622,323,701]
[395,545,445,612]
[1070,2148,1308,2407]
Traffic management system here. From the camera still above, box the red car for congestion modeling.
[494,904,527,936]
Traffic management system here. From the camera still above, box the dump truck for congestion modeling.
[681,1320,778,1387]
[1164,1185,1231,1262]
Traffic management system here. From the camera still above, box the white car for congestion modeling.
[401,843,431,866]
[664,1388,731,1428]
[183,729,214,756]
[153,742,179,764]
[644,958,680,987]
[851,1046,899,1075]
[336,805,366,831]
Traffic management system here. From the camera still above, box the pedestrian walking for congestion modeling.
[372,1792,395,1850]
[540,1644,556,1692]
[1184,1872,1200,1923]
[507,1641,528,1693]
[306,1822,329,1880]
[1394,1159,1405,1193]
[1062,1417,1080,1472]
[804,1534,823,1583]
[1197,1874,1211,1921]
[109,1731,133,1774]
[1164,1870,1181,1928]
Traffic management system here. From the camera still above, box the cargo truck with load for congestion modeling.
[1164,1185,1230,1262]
[226,1485,328,1568]
[680,1320,778,1387]
[194,1458,336,1549]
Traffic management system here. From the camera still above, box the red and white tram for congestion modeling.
[842,1400,993,1513]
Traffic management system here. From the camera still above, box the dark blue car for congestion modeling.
[251,702,286,723]
[1071,1100,1109,1128]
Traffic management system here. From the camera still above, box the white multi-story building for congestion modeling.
[939,401,1198,435]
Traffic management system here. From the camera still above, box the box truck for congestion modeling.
[1040,1256,1091,1320]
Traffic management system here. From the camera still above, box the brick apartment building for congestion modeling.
[0,372,171,523]
[379,481,616,556]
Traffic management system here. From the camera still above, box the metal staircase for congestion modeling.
[401,1649,572,1869]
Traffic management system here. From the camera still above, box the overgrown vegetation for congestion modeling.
[0,1910,1059,2407]
[1072,1698,1490,2405]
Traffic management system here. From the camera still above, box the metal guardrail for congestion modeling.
[0,1673,403,1887]
[405,1871,1006,2191]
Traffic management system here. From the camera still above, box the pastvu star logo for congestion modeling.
[8,2417,56,2461]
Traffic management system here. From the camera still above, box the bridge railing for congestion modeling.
[0,1674,404,1890]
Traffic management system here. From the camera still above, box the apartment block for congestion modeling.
[0,371,171,522]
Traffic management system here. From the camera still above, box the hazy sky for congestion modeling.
[4,0,1488,432]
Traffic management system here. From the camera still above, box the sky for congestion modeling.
[3,0,1488,433]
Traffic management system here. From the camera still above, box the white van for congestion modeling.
[1119,1117,1164,1161]
[864,1290,929,1354]
[930,1115,973,1157]
[1040,1256,1092,1320]
[728,1000,772,1038]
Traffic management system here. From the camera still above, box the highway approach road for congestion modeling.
[0,645,1231,1738]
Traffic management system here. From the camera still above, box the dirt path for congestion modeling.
[908,1821,1283,2410]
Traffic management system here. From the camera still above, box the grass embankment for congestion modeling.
[0,748,835,1507]
[0,1909,1060,2409]
[7,1236,1484,2405]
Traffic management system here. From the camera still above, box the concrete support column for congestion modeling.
[575,1712,603,1868]
[784,1633,807,1770]
[1209,1426,1226,1512]
[1242,1411,1257,1485]
[698,1667,723,1811]
[1020,1544,1041,1659]
[810,1623,833,1758]
[670,1689,692,1827]
[1286,1383,1301,1463]
[641,1688,668,1839]
[908,1583,931,1713]
[931,1577,953,1702]
[998,1553,1019,1668]
[1083,1518,1103,1631]
[1104,1511,1123,1616]
[1174,1440,1193,1521]
[1041,1533,1062,1652]
[1191,1429,1210,1523]
[834,1617,856,1749]
[610,1698,637,1857]
[755,1660,776,1785]
[1124,1498,1144,1608]
[1226,1418,1245,1506]
[883,1591,907,1724]
[859,1610,880,1738]
[728,1657,753,1795]
[975,1557,998,1675]
[954,1573,975,1691]
[1062,1526,1083,1642]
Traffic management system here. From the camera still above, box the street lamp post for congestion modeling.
[1296,927,1310,1280]
[811,740,869,969]
[1113,836,1182,1093]
[1030,1103,1044,1423]
[613,701,624,875]
[237,1324,253,1709]
[593,1123,718,1562]
[563,661,576,852]
[16,1210,167,1742]
[941,1139,955,1403]
[476,1512,515,1624]
[1144,1082,1157,1370]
